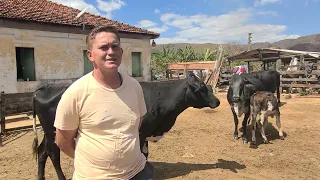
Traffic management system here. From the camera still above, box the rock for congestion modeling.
[284,94,292,99]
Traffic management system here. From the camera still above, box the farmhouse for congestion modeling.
[0,0,160,94]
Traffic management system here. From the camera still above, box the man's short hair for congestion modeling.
[86,25,121,50]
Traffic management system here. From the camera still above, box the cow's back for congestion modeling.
[251,70,280,93]
[33,83,71,132]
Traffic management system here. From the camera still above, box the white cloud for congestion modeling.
[254,0,280,6]
[154,9,160,13]
[96,0,125,19]
[49,0,125,19]
[256,11,278,16]
[135,20,169,33]
[254,0,281,6]
[147,25,169,33]
[49,0,101,15]
[136,20,157,28]
[148,8,300,44]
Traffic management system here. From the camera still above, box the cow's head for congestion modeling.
[229,74,263,103]
[185,72,220,109]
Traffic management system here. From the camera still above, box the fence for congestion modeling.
[0,91,34,134]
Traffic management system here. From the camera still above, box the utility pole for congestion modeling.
[248,32,253,51]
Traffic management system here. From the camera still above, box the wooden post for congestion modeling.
[276,58,283,93]
[0,91,5,135]
[247,61,251,73]
[209,45,224,92]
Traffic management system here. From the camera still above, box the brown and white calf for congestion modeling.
[250,91,284,145]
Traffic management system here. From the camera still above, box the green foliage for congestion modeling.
[151,45,218,74]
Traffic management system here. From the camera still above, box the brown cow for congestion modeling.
[250,91,284,145]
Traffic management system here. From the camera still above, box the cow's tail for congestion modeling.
[276,71,281,105]
[32,94,38,161]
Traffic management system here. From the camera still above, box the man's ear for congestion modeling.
[86,49,94,62]
[121,48,124,55]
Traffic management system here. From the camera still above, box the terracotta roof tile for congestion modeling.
[0,0,159,38]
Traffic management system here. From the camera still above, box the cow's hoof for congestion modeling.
[280,136,285,140]
[263,140,269,144]
[251,141,256,145]
[242,138,248,144]
[233,135,238,140]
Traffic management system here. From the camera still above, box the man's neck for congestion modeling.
[92,69,122,89]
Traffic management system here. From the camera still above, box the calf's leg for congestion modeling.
[260,113,269,144]
[251,111,257,145]
[275,109,284,140]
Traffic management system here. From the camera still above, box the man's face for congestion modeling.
[87,32,123,73]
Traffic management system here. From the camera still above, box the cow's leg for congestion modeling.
[37,136,48,180]
[139,133,148,158]
[231,107,239,140]
[241,112,250,144]
[260,113,269,144]
[277,86,281,104]
[142,141,149,159]
[48,143,66,180]
[275,109,284,140]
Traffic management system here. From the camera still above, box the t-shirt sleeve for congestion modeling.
[54,87,80,130]
[137,83,147,117]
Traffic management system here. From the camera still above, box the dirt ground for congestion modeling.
[1,92,320,180]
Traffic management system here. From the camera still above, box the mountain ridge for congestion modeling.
[152,33,320,53]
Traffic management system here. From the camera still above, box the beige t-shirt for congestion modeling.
[54,71,147,180]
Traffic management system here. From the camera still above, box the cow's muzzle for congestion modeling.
[232,97,240,103]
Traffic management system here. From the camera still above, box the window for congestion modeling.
[131,52,142,77]
[83,50,93,75]
[16,47,36,81]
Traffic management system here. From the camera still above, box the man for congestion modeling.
[54,26,154,180]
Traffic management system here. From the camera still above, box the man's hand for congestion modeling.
[55,128,78,159]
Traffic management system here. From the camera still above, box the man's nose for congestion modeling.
[107,47,114,54]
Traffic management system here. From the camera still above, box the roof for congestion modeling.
[227,48,320,62]
[168,61,216,70]
[0,0,160,38]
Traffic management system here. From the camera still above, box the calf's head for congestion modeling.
[185,72,220,109]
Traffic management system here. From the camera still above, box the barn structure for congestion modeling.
[0,0,160,94]
[227,48,320,92]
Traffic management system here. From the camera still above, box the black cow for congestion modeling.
[227,70,280,144]
[139,72,220,157]
[32,72,220,180]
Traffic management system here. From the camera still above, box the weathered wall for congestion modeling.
[0,27,151,93]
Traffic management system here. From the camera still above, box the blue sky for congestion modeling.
[50,0,320,44]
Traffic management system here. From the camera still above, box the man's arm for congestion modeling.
[139,117,143,129]
[55,128,78,158]
[54,86,80,159]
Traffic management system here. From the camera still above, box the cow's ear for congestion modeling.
[244,83,255,99]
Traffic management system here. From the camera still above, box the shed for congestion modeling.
[227,48,320,91]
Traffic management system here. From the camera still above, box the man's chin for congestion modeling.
[102,65,120,71]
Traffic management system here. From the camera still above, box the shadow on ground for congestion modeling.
[152,159,246,180]
[1,130,30,146]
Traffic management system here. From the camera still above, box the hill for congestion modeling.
[152,33,320,54]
